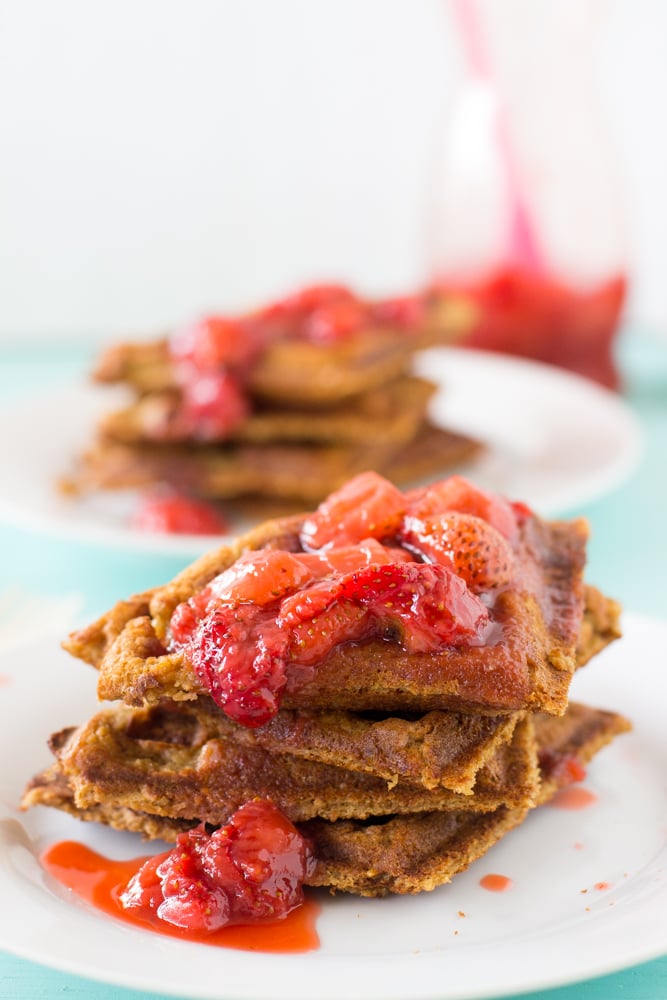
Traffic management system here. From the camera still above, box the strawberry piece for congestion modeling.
[300,471,407,550]
[121,802,314,931]
[180,369,249,439]
[225,799,315,916]
[170,315,262,371]
[207,549,316,606]
[169,600,200,648]
[538,751,588,786]
[278,578,340,627]
[405,475,519,540]
[303,298,370,344]
[285,593,370,666]
[118,853,165,915]
[336,561,489,650]
[188,605,289,727]
[133,491,227,536]
[371,294,426,332]
[402,512,514,592]
[298,538,414,577]
[259,283,358,321]
[511,500,535,527]
[156,843,231,931]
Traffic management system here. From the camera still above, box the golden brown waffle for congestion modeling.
[64,511,595,718]
[66,423,482,502]
[97,376,437,448]
[28,706,538,825]
[93,330,422,408]
[304,703,631,894]
[23,702,631,896]
[124,700,522,793]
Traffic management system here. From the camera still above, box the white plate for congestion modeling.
[1,612,666,1000]
[0,349,642,555]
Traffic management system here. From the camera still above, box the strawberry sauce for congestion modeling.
[166,284,423,441]
[479,873,513,892]
[169,473,519,728]
[548,786,598,810]
[42,840,320,953]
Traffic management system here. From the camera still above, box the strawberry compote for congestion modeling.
[169,472,522,727]
[166,284,425,441]
[120,800,315,933]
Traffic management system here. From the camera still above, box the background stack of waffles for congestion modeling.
[24,479,630,897]
[66,286,480,511]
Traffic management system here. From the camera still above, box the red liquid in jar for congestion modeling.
[435,268,626,389]
[42,841,320,953]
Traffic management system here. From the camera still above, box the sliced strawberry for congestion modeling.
[187,605,289,727]
[286,596,370,666]
[300,471,406,550]
[267,283,358,316]
[336,561,489,649]
[303,298,370,344]
[405,475,519,540]
[180,369,249,439]
[170,315,262,371]
[402,512,514,592]
[297,538,414,577]
[371,294,426,331]
[119,853,164,915]
[207,549,315,606]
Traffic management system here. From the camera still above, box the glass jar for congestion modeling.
[426,0,627,388]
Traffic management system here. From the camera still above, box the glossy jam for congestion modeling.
[168,474,508,727]
[42,841,320,953]
[433,269,626,388]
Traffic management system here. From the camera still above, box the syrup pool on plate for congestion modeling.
[42,840,320,954]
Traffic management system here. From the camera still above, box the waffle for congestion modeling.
[62,583,618,799]
[93,330,423,408]
[29,706,538,825]
[23,702,631,896]
[97,376,437,448]
[64,510,595,718]
[67,422,482,502]
[112,699,523,793]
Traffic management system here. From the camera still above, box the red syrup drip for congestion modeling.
[0,674,10,686]
[42,841,321,953]
[548,786,598,811]
[594,881,612,891]
[479,873,513,892]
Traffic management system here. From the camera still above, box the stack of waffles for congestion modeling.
[65,287,480,510]
[24,480,629,897]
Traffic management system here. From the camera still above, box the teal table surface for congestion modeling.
[0,333,665,1000]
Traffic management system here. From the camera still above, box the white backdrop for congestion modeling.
[0,0,664,343]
